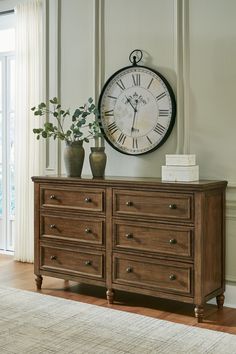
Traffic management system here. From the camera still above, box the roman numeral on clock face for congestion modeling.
[117,132,126,145]
[156,92,166,101]
[132,74,140,86]
[108,95,117,100]
[105,110,114,116]
[147,78,154,90]
[132,137,138,149]
[116,79,125,91]
[107,121,118,135]
[159,109,169,117]
[154,123,166,135]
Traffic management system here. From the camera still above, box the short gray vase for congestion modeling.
[64,141,85,177]
[89,146,107,178]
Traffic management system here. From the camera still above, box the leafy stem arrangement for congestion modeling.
[31,97,102,144]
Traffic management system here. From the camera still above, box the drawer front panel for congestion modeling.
[113,255,192,295]
[42,215,104,245]
[113,190,192,221]
[114,222,193,258]
[41,246,104,279]
[41,187,104,212]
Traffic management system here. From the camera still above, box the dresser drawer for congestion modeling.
[114,221,193,258]
[113,190,193,221]
[113,254,192,295]
[40,186,104,213]
[41,215,104,246]
[40,246,104,279]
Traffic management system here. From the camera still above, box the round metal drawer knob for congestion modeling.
[84,197,92,203]
[85,228,91,234]
[50,194,56,200]
[169,204,177,209]
[169,274,176,281]
[50,224,56,229]
[85,260,92,266]
[50,255,57,261]
[125,233,133,239]
[126,267,133,273]
[169,238,177,244]
[126,201,133,207]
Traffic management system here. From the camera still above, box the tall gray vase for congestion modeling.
[89,147,107,178]
[64,141,85,177]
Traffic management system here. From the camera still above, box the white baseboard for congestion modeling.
[224,283,236,308]
[208,282,236,308]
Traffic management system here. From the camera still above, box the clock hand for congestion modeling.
[131,111,137,133]
[131,100,139,134]
[125,96,137,112]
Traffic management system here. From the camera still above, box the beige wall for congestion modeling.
[52,0,236,303]
[188,0,236,286]
[189,0,236,182]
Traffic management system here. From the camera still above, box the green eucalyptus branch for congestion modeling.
[31,97,100,143]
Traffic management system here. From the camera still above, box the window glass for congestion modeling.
[0,112,2,217]
[0,60,2,110]
[0,12,15,250]
[9,111,14,165]
[10,58,15,110]
[0,165,2,216]
[10,163,14,217]
[9,111,14,216]
[0,28,15,53]
[0,12,15,30]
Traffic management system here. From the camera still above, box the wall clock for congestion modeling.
[98,50,176,155]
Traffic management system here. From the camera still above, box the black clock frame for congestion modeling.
[98,64,176,156]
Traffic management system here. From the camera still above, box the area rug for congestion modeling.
[0,287,235,354]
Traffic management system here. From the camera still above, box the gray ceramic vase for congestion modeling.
[64,141,85,177]
[89,146,107,178]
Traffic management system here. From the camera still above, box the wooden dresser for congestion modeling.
[32,175,227,322]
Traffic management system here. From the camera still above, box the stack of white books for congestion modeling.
[162,154,199,182]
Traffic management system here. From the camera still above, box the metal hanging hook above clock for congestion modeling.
[129,49,143,66]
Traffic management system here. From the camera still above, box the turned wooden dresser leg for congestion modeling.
[216,293,225,309]
[194,305,204,323]
[106,289,114,304]
[35,275,43,290]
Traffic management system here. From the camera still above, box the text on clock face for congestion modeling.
[99,66,175,155]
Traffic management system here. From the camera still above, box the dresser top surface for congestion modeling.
[32,175,227,191]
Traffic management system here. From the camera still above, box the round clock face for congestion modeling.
[98,65,176,155]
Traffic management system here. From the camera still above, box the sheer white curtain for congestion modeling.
[14,0,45,262]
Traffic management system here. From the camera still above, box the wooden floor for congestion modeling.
[0,254,236,335]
